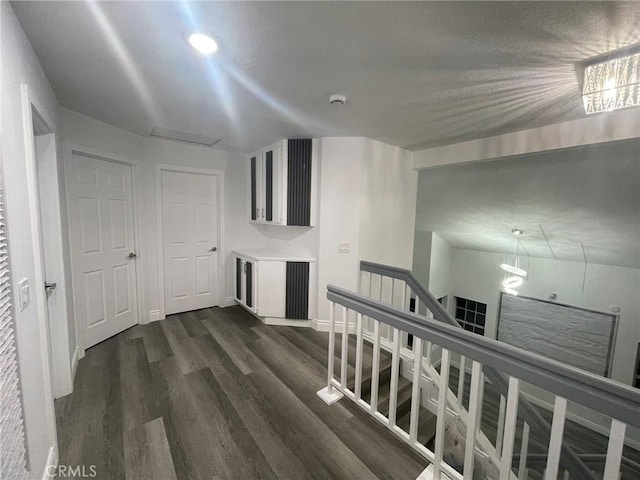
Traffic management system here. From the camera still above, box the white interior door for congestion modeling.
[67,153,138,348]
[162,171,219,315]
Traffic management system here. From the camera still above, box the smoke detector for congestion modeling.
[329,94,347,106]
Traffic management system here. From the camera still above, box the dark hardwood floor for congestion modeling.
[55,306,427,480]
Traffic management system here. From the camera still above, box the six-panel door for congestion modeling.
[67,153,138,348]
[162,171,219,315]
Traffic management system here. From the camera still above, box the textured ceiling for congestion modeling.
[415,139,640,269]
[12,1,640,152]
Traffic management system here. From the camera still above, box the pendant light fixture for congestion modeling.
[501,228,527,296]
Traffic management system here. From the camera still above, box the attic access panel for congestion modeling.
[497,294,617,377]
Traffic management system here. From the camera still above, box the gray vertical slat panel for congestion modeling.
[246,262,253,308]
[235,258,242,300]
[265,151,273,221]
[250,156,257,220]
[287,139,312,226]
[286,262,309,319]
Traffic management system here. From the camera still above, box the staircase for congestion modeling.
[317,261,640,480]
[339,336,440,448]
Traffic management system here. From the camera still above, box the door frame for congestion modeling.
[63,143,145,354]
[20,82,58,473]
[155,164,225,320]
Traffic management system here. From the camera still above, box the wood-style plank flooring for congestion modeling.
[55,306,426,480]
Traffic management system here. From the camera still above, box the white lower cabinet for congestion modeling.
[233,249,315,321]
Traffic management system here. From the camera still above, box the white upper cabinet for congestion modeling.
[248,139,317,227]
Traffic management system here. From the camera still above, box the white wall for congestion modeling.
[315,137,366,321]
[412,107,640,170]
[359,139,417,270]
[428,233,452,302]
[1,2,59,476]
[449,248,640,386]
[60,109,261,320]
[412,230,432,288]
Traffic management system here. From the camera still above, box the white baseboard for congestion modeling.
[41,445,58,480]
[263,317,312,327]
[148,310,161,322]
[311,318,357,333]
[220,296,237,308]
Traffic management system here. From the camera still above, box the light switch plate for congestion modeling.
[338,242,350,253]
[18,278,29,311]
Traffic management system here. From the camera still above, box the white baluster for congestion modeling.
[496,395,506,455]
[518,422,530,480]
[563,470,570,480]
[387,280,396,341]
[499,377,520,480]
[457,355,466,407]
[410,336,423,443]
[425,341,432,369]
[433,348,451,480]
[389,327,401,426]
[317,301,344,404]
[603,419,627,480]
[402,282,408,310]
[370,319,381,413]
[463,360,484,480]
[340,306,349,389]
[544,396,567,480]
[415,296,420,315]
[354,312,364,401]
[328,301,336,388]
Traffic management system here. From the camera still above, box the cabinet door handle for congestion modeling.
[256,208,259,219]
[262,208,264,219]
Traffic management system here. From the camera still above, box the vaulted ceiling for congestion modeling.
[12,1,640,152]
[415,140,640,269]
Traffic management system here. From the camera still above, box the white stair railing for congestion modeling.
[317,273,640,480]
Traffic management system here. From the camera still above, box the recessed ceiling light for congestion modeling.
[511,228,524,236]
[188,33,218,55]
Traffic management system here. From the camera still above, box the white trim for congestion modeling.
[41,446,58,480]
[63,143,144,350]
[155,164,226,319]
[221,296,237,308]
[263,317,312,328]
[20,82,58,460]
[412,107,640,170]
[71,346,81,380]
[311,317,357,334]
[148,310,162,322]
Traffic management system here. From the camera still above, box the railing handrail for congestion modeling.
[360,262,602,480]
[361,260,459,328]
[328,284,640,430]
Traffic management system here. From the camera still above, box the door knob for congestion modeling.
[210,247,217,252]
[128,252,137,260]
[44,282,57,292]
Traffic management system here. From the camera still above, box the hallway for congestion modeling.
[55,306,425,480]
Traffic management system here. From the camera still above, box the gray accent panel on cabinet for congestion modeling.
[287,139,312,226]
[250,156,257,220]
[235,258,242,300]
[286,262,309,319]
[265,151,273,221]
[246,262,253,308]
